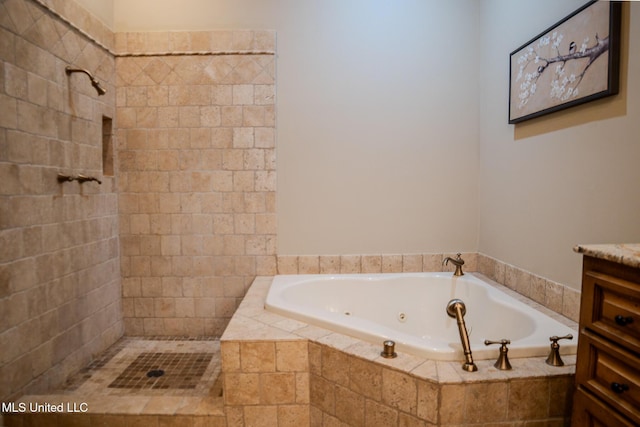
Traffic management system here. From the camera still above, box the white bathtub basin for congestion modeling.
[265,272,577,361]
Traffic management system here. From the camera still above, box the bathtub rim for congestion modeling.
[263,272,579,361]
[221,274,578,385]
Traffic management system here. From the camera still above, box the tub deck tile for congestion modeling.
[218,274,577,426]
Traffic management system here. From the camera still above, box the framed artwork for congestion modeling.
[508,1,622,124]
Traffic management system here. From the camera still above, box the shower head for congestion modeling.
[65,66,107,96]
[89,77,107,96]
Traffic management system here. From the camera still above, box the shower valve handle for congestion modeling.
[484,339,512,370]
[549,334,573,346]
[545,334,573,367]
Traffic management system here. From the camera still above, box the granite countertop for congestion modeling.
[574,243,640,269]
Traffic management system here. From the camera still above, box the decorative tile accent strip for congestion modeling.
[114,30,276,57]
[117,50,275,58]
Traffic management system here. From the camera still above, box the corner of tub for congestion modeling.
[221,275,301,344]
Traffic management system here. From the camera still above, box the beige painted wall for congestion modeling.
[73,0,114,28]
[478,0,640,288]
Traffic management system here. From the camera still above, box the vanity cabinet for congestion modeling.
[571,255,640,427]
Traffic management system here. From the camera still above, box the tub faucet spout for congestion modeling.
[443,253,465,276]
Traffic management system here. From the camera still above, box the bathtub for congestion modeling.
[265,272,577,361]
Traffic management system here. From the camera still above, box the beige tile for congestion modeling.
[309,374,335,416]
[224,373,260,405]
[421,254,443,272]
[319,256,340,274]
[530,274,547,304]
[308,342,322,376]
[507,378,549,421]
[243,405,277,427]
[382,254,403,273]
[260,372,296,404]
[340,255,361,273]
[548,375,574,417]
[277,256,298,274]
[298,256,320,274]
[361,255,382,273]
[382,368,417,414]
[295,372,310,404]
[562,286,581,322]
[402,255,423,272]
[321,347,350,387]
[463,382,508,424]
[143,397,186,415]
[335,385,365,426]
[309,405,323,427]
[348,358,382,401]
[104,396,151,414]
[240,341,276,372]
[364,399,398,426]
[224,405,244,427]
[277,405,310,427]
[276,341,308,372]
[545,279,565,314]
[416,380,438,424]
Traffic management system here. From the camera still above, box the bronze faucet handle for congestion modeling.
[549,334,573,344]
[545,334,573,366]
[484,339,512,370]
[484,339,511,346]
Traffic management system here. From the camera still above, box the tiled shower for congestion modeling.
[1,0,276,407]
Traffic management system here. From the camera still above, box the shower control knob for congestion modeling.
[381,340,397,359]
[545,334,573,366]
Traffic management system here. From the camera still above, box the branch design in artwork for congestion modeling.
[515,31,609,109]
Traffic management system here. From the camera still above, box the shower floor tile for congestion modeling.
[108,352,214,390]
[12,337,225,417]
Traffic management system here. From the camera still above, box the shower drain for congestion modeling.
[146,369,165,378]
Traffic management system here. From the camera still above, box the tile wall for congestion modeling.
[0,0,121,401]
[115,30,277,337]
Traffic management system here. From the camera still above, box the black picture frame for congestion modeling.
[508,1,621,124]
